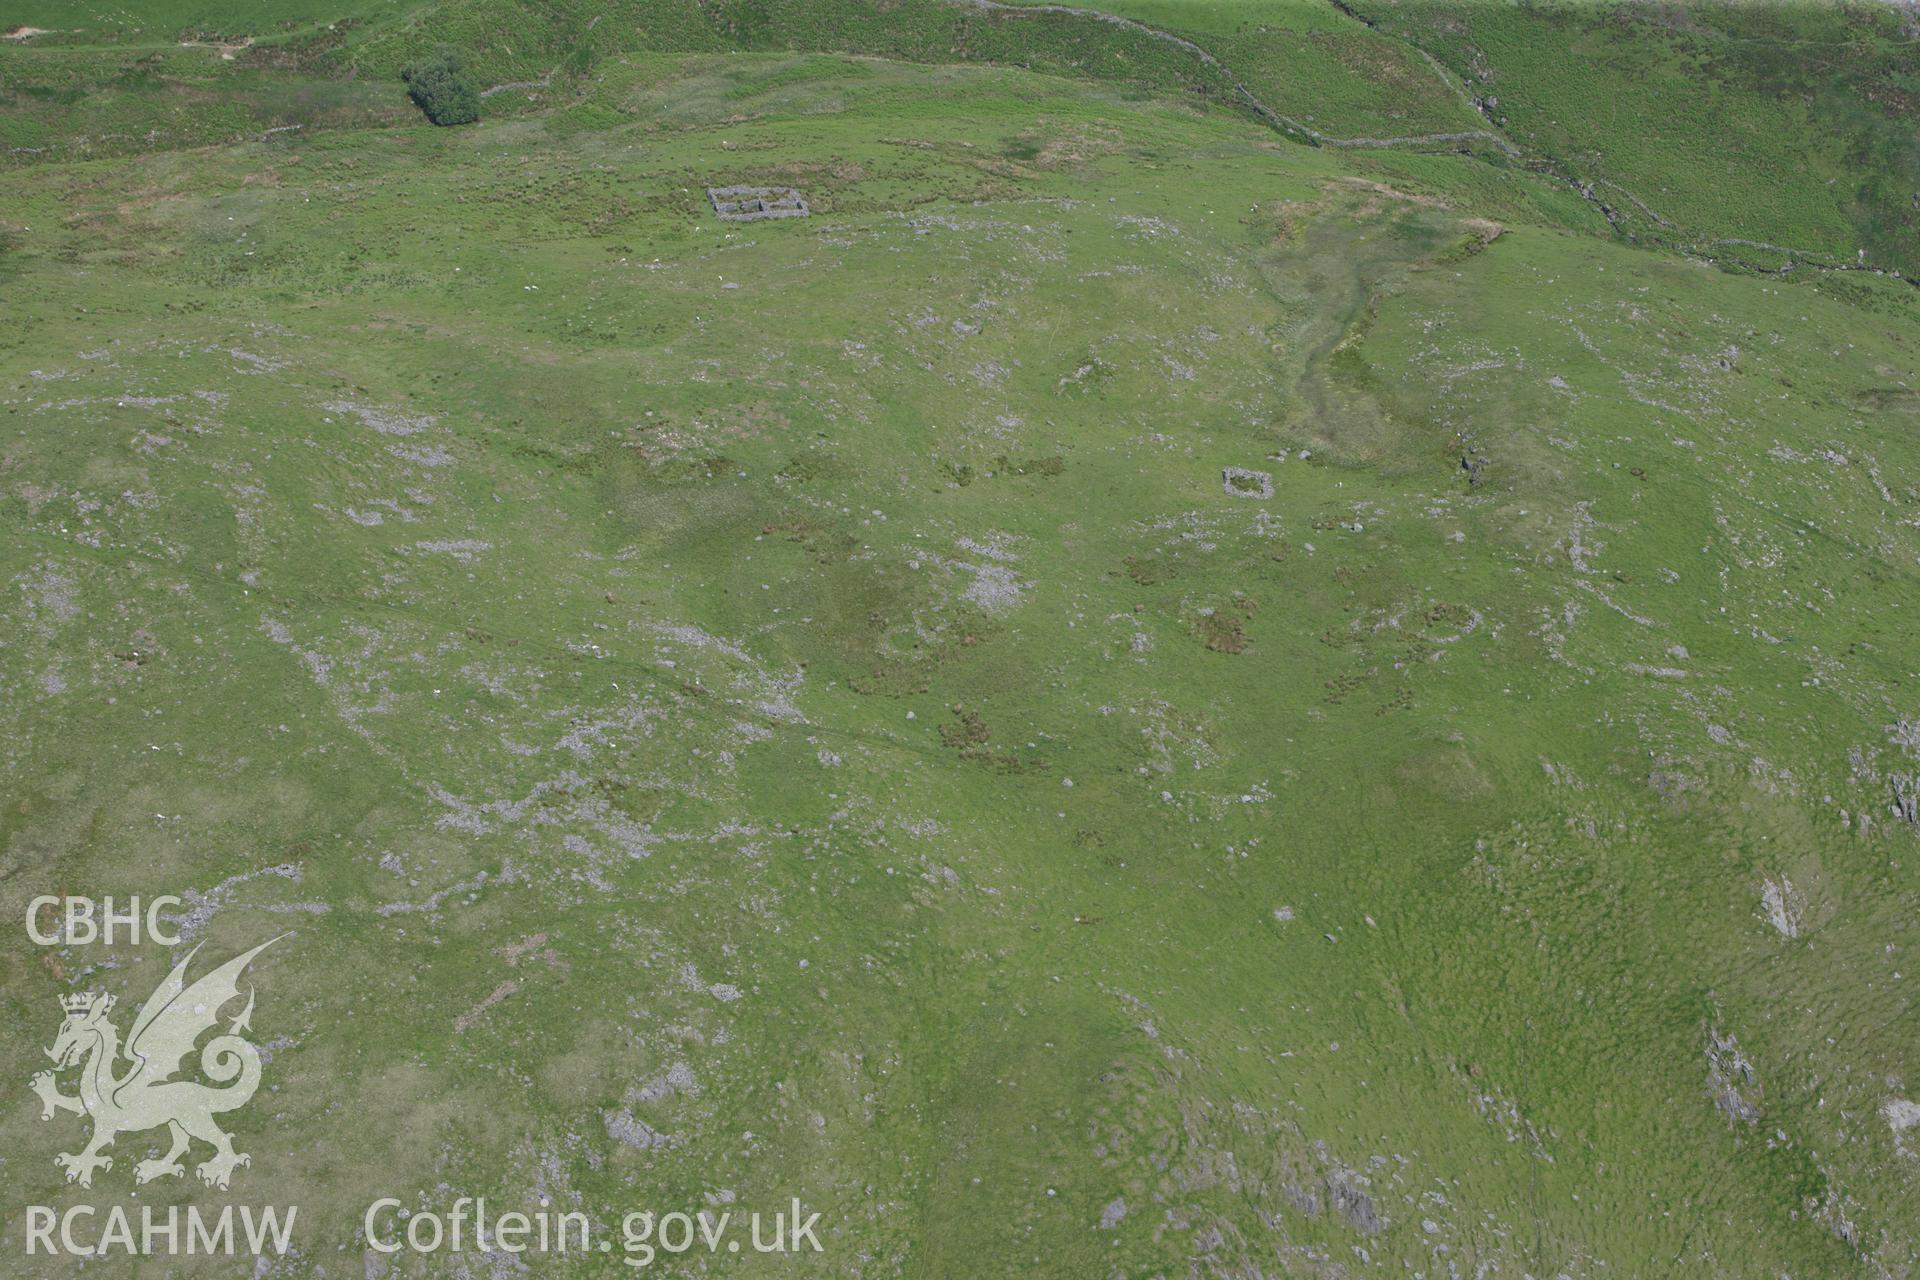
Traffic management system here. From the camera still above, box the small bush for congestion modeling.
[402,46,478,126]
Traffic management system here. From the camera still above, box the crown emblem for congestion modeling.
[61,992,99,1015]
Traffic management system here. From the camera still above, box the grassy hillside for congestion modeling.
[3,0,396,44]
[2,8,1919,1279]
[9,0,1915,278]
[1348,0,1920,272]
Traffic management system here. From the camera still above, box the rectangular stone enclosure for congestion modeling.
[1222,467,1274,499]
[708,186,810,222]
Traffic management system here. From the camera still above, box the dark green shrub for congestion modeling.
[401,46,479,126]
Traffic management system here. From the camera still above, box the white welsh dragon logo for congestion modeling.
[31,937,280,1190]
